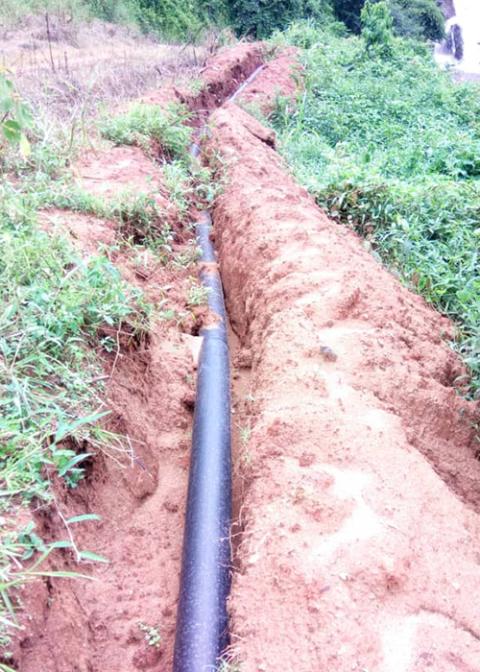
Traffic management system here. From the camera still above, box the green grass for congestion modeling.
[0,55,147,661]
[99,103,193,160]
[271,22,480,395]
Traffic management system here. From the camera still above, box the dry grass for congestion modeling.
[0,14,209,123]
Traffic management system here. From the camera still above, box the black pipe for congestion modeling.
[227,64,265,103]
[173,211,232,672]
[174,61,266,671]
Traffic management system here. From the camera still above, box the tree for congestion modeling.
[388,0,444,41]
[229,0,331,37]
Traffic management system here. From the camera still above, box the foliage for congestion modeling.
[331,0,444,40]
[0,73,32,158]
[361,0,394,56]
[389,0,444,41]
[331,0,365,32]
[229,0,333,37]
[273,24,480,395]
[0,181,149,501]
[99,103,192,160]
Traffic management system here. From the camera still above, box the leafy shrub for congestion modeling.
[361,0,394,56]
[0,73,32,158]
[331,0,365,32]
[331,0,444,40]
[389,0,444,41]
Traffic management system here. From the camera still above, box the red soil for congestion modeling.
[237,46,301,112]
[38,209,116,255]
[141,42,265,115]
[74,144,174,210]
[211,102,480,671]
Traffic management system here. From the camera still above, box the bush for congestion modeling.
[331,0,365,32]
[99,103,192,158]
[361,0,394,56]
[331,0,444,40]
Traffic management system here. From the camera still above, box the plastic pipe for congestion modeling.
[174,60,266,672]
[173,212,232,672]
[227,64,266,103]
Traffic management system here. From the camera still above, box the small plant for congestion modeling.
[163,161,191,215]
[218,659,242,672]
[238,424,251,447]
[187,281,210,307]
[138,622,162,649]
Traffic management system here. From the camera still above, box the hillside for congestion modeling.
[1,2,479,672]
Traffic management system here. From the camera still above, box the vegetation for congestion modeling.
[272,12,480,394]
[331,0,444,40]
[229,0,333,38]
[0,174,152,652]
[99,103,192,159]
[0,74,32,159]
[0,56,184,655]
[0,0,444,41]
[0,0,229,39]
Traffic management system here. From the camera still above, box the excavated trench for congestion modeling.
[11,43,480,672]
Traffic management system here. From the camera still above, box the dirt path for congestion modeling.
[11,41,480,672]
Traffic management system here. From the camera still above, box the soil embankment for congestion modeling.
[211,102,480,671]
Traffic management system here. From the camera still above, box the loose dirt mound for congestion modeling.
[211,103,480,671]
[237,46,300,113]
[141,42,264,116]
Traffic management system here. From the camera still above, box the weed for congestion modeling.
[187,281,210,307]
[171,241,200,269]
[238,424,251,447]
[138,622,162,649]
[218,659,242,672]
[186,78,204,95]
[163,161,191,215]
